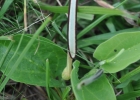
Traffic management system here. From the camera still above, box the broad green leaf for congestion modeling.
[93,32,140,73]
[94,31,140,60]
[0,34,66,86]
[71,60,116,100]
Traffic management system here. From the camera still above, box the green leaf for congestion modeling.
[0,36,13,41]
[71,60,116,100]
[0,34,66,86]
[93,31,140,73]
[115,66,140,84]
[0,0,14,19]
[117,90,140,100]
[32,1,124,15]
[78,28,140,48]
[77,13,94,20]
[116,73,140,89]
[46,59,51,99]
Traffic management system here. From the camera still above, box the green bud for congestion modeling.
[62,52,72,80]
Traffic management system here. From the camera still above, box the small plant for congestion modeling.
[0,0,140,100]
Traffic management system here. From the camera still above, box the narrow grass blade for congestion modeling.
[0,0,14,19]
[77,14,109,39]
[50,88,61,100]
[32,1,124,15]
[77,13,94,20]
[62,86,71,100]
[77,27,140,48]
[0,41,14,84]
[0,41,14,69]
[52,21,67,41]
[77,0,129,39]
[46,59,51,100]
[117,90,140,100]
[115,66,140,84]
[2,33,25,80]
